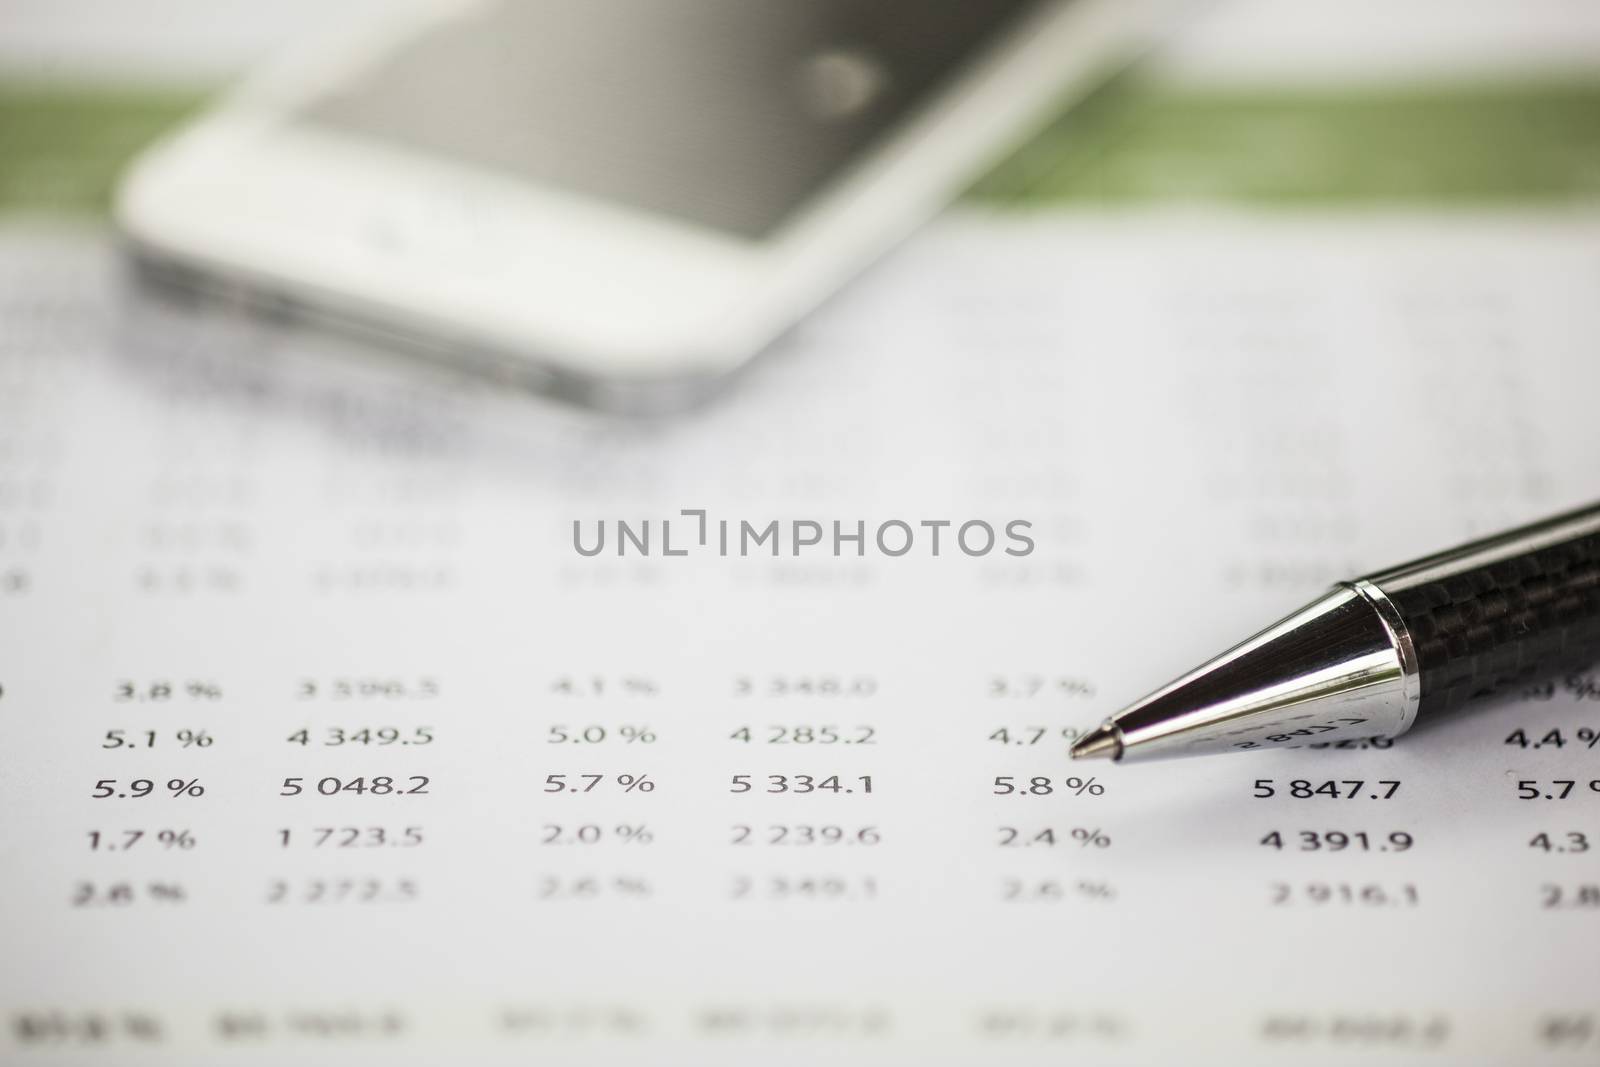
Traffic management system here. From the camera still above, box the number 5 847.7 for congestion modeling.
[1253,780,1400,799]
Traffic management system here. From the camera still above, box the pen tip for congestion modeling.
[1071,724,1122,762]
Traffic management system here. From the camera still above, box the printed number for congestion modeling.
[1252,779,1401,799]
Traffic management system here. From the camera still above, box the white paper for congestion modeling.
[2,213,1599,1065]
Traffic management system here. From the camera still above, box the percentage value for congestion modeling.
[1517,780,1600,800]
[101,729,214,749]
[987,726,1083,747]
[548,677,659,698]
[72,881,187,906]
[546,725,656,744]
[543,773,656,794]
[1001,878,1116,901]
[114,680,221,702]
[541,824,655,845]
[1507,728,1600,751]
[86,829,196,851]
[997,826,1111,848]
[92,778,205,799]
[536,875,653,899]
[992,776,1105,797]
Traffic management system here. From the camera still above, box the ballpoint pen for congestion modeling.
[1071,501,1600,763]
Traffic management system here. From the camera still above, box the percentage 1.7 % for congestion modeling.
[86,829,196,851]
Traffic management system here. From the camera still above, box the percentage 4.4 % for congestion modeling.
[92,778,204,799]
[993,776,1105,797]
[1506,728,1600,751]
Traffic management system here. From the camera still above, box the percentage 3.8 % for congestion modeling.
[992,776,1105,797]
[543,774,656,794]
[92,778,204,799]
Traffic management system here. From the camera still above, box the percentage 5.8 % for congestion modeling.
[993,776,1105,797]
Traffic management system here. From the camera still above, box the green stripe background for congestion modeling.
[2,78,1598,217]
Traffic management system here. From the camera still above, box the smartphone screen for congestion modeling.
[303,0,1048,240]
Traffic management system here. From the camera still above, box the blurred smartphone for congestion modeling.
[119,0,1161,410]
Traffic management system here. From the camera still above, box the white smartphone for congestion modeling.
[118,0,1164,411]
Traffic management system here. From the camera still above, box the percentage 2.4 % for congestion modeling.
[997,826,1111,848]
[993,776,1105,797]
[92,778,204,799]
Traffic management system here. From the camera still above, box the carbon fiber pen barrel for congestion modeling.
[1073,501,1600,763]
[1361,501,1600,719]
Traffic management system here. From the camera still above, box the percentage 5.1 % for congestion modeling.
[101,729,214,749]
[92,778,205,799]
[543,773,656,794]
[992,776,1105,797]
